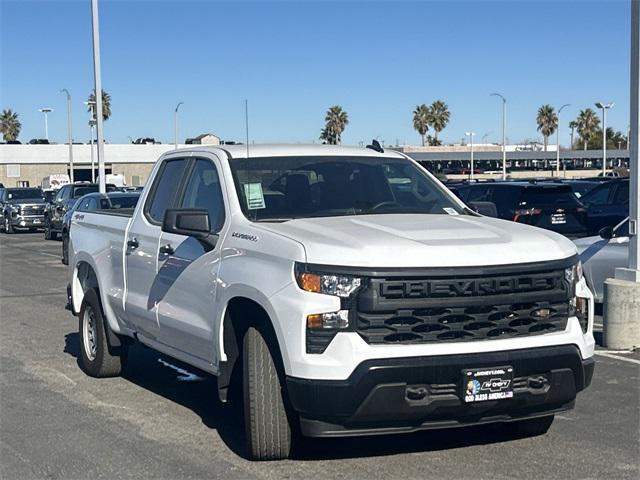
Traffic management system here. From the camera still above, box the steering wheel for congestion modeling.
[369,201,402,212]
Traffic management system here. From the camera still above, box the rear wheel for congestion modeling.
[243,326,292,460]
[78,289,127,378]
[505,415,554,438]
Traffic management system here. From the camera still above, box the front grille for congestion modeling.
[357,301,569,344]
[355,265,572,345]
[20,205,45,215]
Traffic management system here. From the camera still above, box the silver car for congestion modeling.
[574,218,630,303]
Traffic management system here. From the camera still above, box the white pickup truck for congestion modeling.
[68,144,595,460]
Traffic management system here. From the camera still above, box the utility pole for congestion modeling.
[595,102,614,176]
[490,93,507,180]
[466,132,475,180]
[38,108,53,141]
[603,0,640,350]
[61,90,74,182]
[174,101,183,149]
[556,104,570,177]
[91,0,106,193]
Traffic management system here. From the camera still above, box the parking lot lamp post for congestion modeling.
[465,132,476,180]
[174,101,183,149]
[38,108,53,141]
[60,89,74,182]
[91,0,106,193]
[490,93,507,180]
[85,101,97,182]
[556,104,570,177]
[595,102,614,176]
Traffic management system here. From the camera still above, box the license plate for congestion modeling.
[551,214,566,224]
[463,366,514,403]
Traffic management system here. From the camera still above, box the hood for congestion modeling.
[255,214,577,268]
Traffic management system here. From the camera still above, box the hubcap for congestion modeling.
[83,306,98,361]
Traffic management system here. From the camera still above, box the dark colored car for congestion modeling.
[44,182,117,240]
[455,181,587,237]
[61,191,140,264]
[0,187,47,233]
[578,179,629,235]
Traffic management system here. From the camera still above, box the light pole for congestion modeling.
[91,0,106,193]
[38,108,53,141]
[85,101,96,183]
[174,101,184,149]
[595,102,614,176]
[490,93,507,179]
[465,132,476,180]
[60,90,74,182]
[556,104,570,177]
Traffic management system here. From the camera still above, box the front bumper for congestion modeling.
[9,214,45,229]
[286,344,594,437]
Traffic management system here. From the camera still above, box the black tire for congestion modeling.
[78,289,127,378]
[243,326,292,460]
[505,415,554,438]
[44,217,55,240]
[5,216,14,234]
[61,231,69,265]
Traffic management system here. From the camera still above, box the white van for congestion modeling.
[41,174,70,190]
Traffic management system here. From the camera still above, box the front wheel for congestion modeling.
[243,326,292,460]
[4,216,14,234]
[44,217,55,240]
[61,231,69,265]
[78,289,127,378]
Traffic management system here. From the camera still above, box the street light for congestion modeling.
[556,104,570,177]
[465,131,476,180]
[91,0,106,193]
[490,93,507,180]
[174,101,184,149]
[38,108,53,141]
[85,101,97,183]
[60,89,74,182]
[595,102,614,176]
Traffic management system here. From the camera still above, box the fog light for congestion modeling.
[307,310,349,330]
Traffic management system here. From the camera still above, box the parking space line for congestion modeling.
[594,351,640,365]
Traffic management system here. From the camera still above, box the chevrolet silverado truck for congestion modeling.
[68,144,595,460]
[0,187,47,233]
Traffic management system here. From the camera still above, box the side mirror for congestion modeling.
[162,208,217,251]
[469,201,498,218]
[598,225,614,240]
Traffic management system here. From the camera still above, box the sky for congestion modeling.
[0,0,633,146]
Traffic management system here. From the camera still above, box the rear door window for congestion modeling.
[612,182,629,205]
[581,184,613,206]
[487,186,522,217]
[145,158,189,223]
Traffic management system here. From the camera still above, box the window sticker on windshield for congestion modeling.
[244,183,266,210]
[443,207,459,215]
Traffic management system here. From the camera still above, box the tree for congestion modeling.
[575,108,600,150]
[319,105,348,145]
[87,89,112,121]
[427,100,450,144]
[536,104,558,151]
[0,109,22,142]
[569,120,579,148]
[412,104,430,146]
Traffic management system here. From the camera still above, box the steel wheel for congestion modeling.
[82,305,98,361]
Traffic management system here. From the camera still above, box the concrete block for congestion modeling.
[603,277,640,350]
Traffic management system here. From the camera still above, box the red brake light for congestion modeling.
[513,208,542,222]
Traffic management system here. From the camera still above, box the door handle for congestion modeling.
[159,243,174,255]
[127,237,139,249]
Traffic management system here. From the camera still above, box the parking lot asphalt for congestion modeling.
[0,232,639,480]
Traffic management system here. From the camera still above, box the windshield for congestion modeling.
[230,156,464,221]
[7,188,43,200]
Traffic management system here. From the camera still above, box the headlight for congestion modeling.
[10,204,20,212]
[296,268,361,298]
[564,261,583,291]
[566,261,588,332]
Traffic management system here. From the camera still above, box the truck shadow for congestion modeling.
[63,332,530,461]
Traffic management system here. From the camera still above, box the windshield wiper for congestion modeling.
[255,217,294,223]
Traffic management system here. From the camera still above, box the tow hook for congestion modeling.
[406,385,429,401]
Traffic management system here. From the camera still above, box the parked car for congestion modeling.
[573,218,630,303]
[0,187,47,233]
[454,181,587,237]
[67,144,594,460]
[578,179,629,235]
[61,191,140,264]
[44,182,117,240]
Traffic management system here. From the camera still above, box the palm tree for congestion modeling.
[319,105,348,145]
[576,108,600,150]
[87,89,112,121]
[536,104,558,151]
[0,109,21,142]
[427,100,450,144]
[569,120,578,149]
[412,104,430,146]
